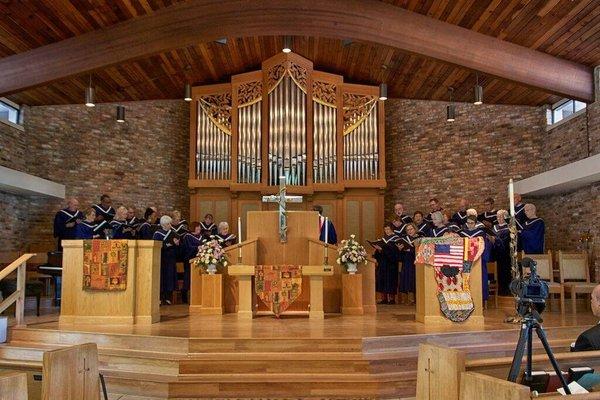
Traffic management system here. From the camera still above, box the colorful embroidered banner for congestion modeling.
[83,240,128,291]
[255,265,302,317]
[416,237,484,322]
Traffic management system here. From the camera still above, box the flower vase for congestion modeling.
[207,264,217,275]
[346,262,357,274]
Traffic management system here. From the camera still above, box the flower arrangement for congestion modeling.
[336,234,368,274]
[192,238,228,274]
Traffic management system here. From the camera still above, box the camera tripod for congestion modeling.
[507,307,570,394]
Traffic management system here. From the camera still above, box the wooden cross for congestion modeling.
[261,175,303,243]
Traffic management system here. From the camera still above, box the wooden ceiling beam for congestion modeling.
[0,0,593,101]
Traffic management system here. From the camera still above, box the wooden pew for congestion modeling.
[0,370,28,400]
[42,343,100,400]
[460,372,600,399]
[417,344,600,400]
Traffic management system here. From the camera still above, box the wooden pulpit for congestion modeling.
[415,259,484,325]
[191,211,376,318]
[60,240,161,325]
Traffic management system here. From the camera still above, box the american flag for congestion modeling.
[433,244,463,267]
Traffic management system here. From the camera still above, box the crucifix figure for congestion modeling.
[261,175,303,243]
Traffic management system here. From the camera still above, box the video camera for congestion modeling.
[509,257,549,317]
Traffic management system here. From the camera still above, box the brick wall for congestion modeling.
[385,99,545,218]
[534,101,600,270]
[1,100,189,252]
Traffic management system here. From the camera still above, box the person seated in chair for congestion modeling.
[572,284,600,352]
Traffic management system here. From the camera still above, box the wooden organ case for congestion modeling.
[188,52,385,244]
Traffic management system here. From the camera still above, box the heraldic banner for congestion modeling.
[255,265,302,317]
[83,240,128,291]
[415,236,484,322]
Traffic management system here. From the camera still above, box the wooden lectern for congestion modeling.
[415,259,484,325]
[60,240,161,325]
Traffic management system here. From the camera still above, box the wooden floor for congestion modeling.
[1,298,597,399]
[20,299,599,339]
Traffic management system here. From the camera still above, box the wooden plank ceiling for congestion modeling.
[0,0,598,106]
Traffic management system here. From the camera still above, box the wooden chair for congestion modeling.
[486,261,498,309]
[558,251,595,314]
[522,251,564,313]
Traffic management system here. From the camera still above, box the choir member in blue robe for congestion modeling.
[153,215,180,304]
[172,210,189,235]
[444,211,461,233]
[459,215,489,302]
[110,206,136,239]
[413,211,431,237]
[391,217,406,237]
[138,208,158,240]
[394,203,413,224]
[215,222,237,247]
[93,194,115,222]
[74,208,99,239]
[53,198,84,250]
[451,198,469,227]
[372,225,401,304]
[199,214,218,241]
[126,207,141,231]
[180,222,203,304]
[492,210,512,295]
[513,193,527,229]
[398,223,421,305]
[519,203,545,254]
[314,205,337,245]
[424,198,443,224]
[477,197,498,228]
[430,211,449,237]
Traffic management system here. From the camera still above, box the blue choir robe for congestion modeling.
[92,204,115,222]
[153,228,180,295]
[110,219,135,239]
[451,211,468,227]
[181,232,203,294]
[200,222,218,240]
[74,221,98,240]
[53,208,84,249]
[318,216,337,245]
[92,220,111,239]
[392,222,407,237]
[459,227,489,301]
[138,222,158,240]
[447,222,461,233]
[492,223,511,295]
[519,218,545,254]
[398,234,421,294]
[215,233,237,248]
[514,202,527,228]
[431,225,449,238]
[173,220,189,235]
[126,217,141,230]
[416,222,431,237]
[478,210,498,226]
[373,234,401,295]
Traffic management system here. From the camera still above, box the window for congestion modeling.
[0,99,21,125]
[547,99,586,125]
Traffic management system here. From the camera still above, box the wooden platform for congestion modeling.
[1,303,597,399]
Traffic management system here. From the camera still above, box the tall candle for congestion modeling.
[508,179,515,217]
[237,217,242,261]
[324,217,329,261]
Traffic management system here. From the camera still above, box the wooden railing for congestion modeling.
[0,253,36,326]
